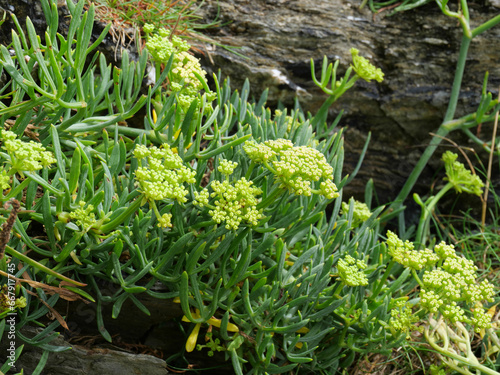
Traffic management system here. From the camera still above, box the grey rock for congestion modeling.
[194,0,500,201]
[1,326,169,375]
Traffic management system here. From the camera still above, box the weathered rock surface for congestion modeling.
[0,326,169,375]
[194,0,500,202]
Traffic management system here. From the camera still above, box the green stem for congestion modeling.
[386,35,471,215]
[425,326,500,375]
[245,161,256,180]
[415,182,454,246]
[444,35,471,123]
[109,125,168,144]
[333,281,344,297]
[150,200,161,221]
[411,268,424,289]
[262,161,278,175]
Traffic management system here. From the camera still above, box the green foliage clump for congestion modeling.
[1,1,500,375]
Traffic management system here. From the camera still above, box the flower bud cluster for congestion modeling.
[1,130,56,173]
[207,178,262,231]
[350,48,384,83]
[472,306,493,330]
[0,170,10,190]
[386,231,495,331]
[145,26,190,63]
[157,213,173,228]
[337,255,368,287]
[243,141,276,163]
[217,160,238,175]
[386,230,438,270]
[1,285,27,313]
[144,26,215,113]
[389,300,420,338]
[341,199,372,227]
[133,144,196,203]
[170,51,206,96]
[243,139,339,199]
[70,201,97,230]
[442,151,484,196]
[194,160,263,230]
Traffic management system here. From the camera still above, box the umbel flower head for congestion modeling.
[70,201,97,231]
[442,151,484,196]
[342,199,372,227]
[389,300,420,338]
[0,130,56,173]
[0,169,10,190]
[350,48,384,83]
[133,144,196,203]
[1,285,27,314]
[386,230,439,270]
[145,27,190,63]
[243,139,339,199]
[386,231,495,332]
[170,51,207,96]
[194,159,263,230]
[337,255,368,287]
[144,25,215,112]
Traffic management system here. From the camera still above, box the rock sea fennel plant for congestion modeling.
[0,1,498,375]
[0,1,392,373]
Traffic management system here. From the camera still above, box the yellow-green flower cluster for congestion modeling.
[194,189,209,206]
[337,255,368,287]
[203,178,262,231]
[218,159,238,175]
[170,51,207,95]
[442,151,484,196]
[243,140,276,163]
[342,199,372,227]
[0,169,10,190]
[472,306,493,331]
[386,231,495,331]
[389,300,420,338]
[243,139,339,199]
[0,130,56,173]
[70,201,97,231]
[157,213,173,228]
[350,48,384,83]
[144,25,215,113]
[194,161,263,230]
[386,230,439,270]
[145,27,190,63]
[134,144,196,203]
